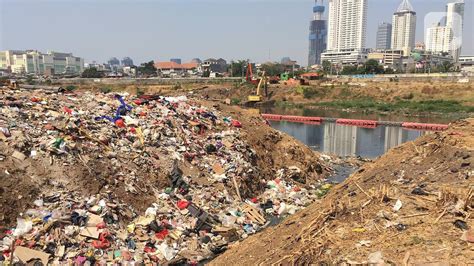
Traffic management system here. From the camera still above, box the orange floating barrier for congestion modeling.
[401,122,448,131]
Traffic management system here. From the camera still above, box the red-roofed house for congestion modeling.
[155,61,199,77]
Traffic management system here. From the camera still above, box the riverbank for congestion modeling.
[168,79,474,118]
[211,118,474,265]
[50,79,474,119]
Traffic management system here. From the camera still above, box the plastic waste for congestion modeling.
[393,199,403,212]
[13,218,32,237]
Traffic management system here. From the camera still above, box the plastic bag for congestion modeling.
[13,218,32,237]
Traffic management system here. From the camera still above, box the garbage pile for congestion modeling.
[0,88,329,264]
[211,119,474,265]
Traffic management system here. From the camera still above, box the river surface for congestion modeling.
[262,107,460,124]
[269,121,430,158]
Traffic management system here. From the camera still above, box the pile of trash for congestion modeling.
[211,119,474,265]
[0,88,329,264]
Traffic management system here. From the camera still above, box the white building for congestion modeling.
[322,0,368,65]
[446,1,464,62]
[391,0,416,56]
[425,1,464,62]
[459,55,474,72]
[426,26,451,54]
[0,50,83,75]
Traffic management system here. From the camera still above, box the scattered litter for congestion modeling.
[0,88,330,264]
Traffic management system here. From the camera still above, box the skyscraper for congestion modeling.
[327,0,368,51]
[425,0,464,62]
[322,0,368,64]
[446,0,464,62]
[121,57,134,67]
[426,25,451,54]
[376,22,392,50]
[391,0,416,56]
[308,0,327,66]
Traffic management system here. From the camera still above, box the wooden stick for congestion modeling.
[355,182,371,198]
[403,251,411,266]
[401,212,430,219]
[434,208,447,224]
[232,176,242,201]
[373,220,382,233]
[464,187,473,209]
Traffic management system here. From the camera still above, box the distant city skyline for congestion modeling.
[1,0,472,65]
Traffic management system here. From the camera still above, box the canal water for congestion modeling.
[262,107,460,124]
[269,120,430,159]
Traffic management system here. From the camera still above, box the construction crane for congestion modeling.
[248,71,267,102]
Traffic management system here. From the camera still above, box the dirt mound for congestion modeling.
[211,119,474,265]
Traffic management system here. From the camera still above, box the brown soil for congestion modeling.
[211,119,474,265]
[189,80,474,107]
[74,80,474,109]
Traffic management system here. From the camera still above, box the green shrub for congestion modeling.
[172,82,182,90]
[136,87,145,96]
[100,87,112,94]
[66,85,76,91]
[231,98,241,105]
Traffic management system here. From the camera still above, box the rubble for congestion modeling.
[0,87,329,264]
[211,119,474,265]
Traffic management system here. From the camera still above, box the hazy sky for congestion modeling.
[1,0,472,65]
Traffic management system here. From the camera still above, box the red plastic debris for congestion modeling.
[177,200,189,210]
[133,99,143,105]
[129,127,136,133]
[144,246,156,253]
[115,119,125,128]
[63,106,73,115]
[231,120,242,128]
[92,232,111,249]
[155,229,169,240]
[96,222,106,229]
[250,197,258,203]
[31,97,40,102]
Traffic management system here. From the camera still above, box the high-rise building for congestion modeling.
[322,0,368,65]
[327,0,367,51]
[170,58,182,64]
[0,50,83,75]
[426,25,451,54]
[425,0,464,62]
[376,22,392,50]
[308,0,327,66]
[108,57,120,66]
[446,0,464,62]
[121,57,134,67]
[391,0,416,56]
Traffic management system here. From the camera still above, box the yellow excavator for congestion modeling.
[248,71,267,102]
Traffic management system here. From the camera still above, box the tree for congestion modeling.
[202,69,210,77]
[384,68,395,74]
[81,67,103,78]
[322,60,331,73]
[364,59,384,74]
[341,65,358,75]
[229,60,248,77]
[138,61,157,76]
[438,61,454,73]
[260,63,287,76]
